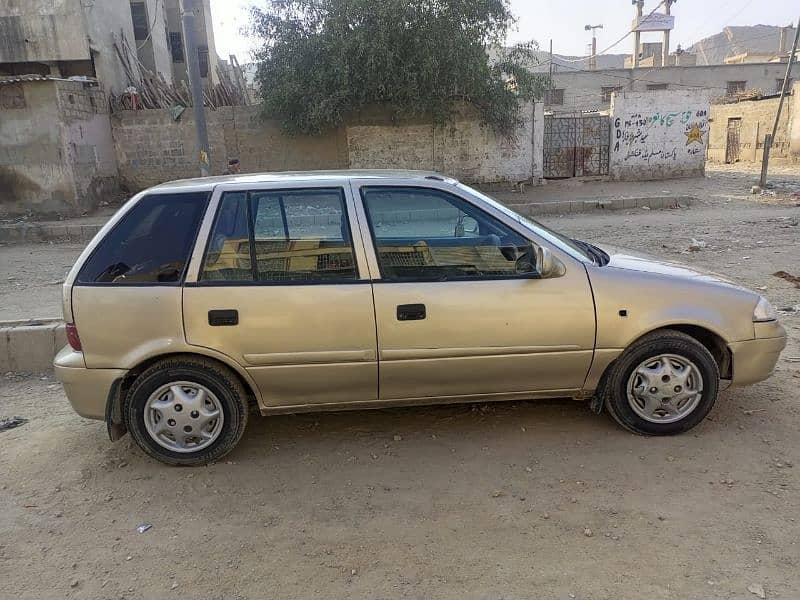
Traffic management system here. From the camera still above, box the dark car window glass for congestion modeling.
[77,192,209,284]
[200,188,357,283]
[361,186,533,281]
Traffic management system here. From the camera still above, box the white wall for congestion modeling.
[609,89,711,180]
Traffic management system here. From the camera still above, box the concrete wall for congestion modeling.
[546,62,800,115]
[81,0,140,93]
[0,0,89,63]
[111,103,543,191]
[609,89,711,180]
[347,103,540,184]
[0,80,119,216]
[708,83,799,163]
[111,105,347,190]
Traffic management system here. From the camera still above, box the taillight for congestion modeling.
[65,323,82,351]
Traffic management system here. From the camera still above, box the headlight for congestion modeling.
[753,296,778,322]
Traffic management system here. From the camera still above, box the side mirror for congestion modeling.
[535,246,565,278]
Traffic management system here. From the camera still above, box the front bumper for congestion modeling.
[729,322,787,386]
[54,346,127,420]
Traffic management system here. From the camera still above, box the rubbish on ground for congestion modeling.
[583,527,593,537]
[136,523,152,534]
[747,582,766,598]
[688,238,707,251]
[0,416,27,432]
[772,271,800,288]
[784,357,800,363]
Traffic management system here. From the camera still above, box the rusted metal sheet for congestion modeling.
[725,118,741,164]
[543,115,610,178]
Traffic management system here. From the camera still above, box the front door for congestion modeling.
[352,182,596,401]
[183,183,378,408]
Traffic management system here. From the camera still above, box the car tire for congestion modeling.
[124,356,249,466]
[604,330,720,436]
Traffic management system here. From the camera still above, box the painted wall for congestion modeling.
[0,0,89,63]
[545,62,800,115]
[347,103,539,184]
[609,89,711,180]
[0,80,120,217]
[708,84,798,163]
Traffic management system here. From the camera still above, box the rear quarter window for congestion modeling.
[76,192,210,285]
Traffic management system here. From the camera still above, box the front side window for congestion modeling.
[200,188,358,283]
[77,192,209,284]
[361,187,533,282]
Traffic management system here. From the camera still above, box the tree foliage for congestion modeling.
[250,0,547,136]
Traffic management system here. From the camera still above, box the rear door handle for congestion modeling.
[208,309,239,326]
[397,304,426,321]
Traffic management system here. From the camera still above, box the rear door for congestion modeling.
[183,181,378,408]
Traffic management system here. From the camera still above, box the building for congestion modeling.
[0,0,223,217]
[543,62,800,115]
[164,0,221,86]
[707,82,800,164]
[0,1,221,92]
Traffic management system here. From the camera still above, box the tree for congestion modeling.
[250,0,546,136]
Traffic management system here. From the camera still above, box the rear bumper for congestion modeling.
[729,324,787,386]
[54,346,127,420]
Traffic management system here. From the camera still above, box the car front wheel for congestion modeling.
[124,356,249,466]
[604,330,720,435]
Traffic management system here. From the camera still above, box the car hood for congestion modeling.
[595,245,743,288]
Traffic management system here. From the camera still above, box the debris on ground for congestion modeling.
[688,238,707,251]
[0,416,27,432]
[772,271,800,288]
[747,582,766,598]
[583,528,593,537]
[136,523,152,534]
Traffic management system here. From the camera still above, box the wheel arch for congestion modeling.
[589,323,732,409]
[106,350,261,441]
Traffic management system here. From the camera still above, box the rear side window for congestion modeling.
[200,188,357,283]
[77,192,209,284]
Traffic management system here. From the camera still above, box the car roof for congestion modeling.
[148,169,458,193]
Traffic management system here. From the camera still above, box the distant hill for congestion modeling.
[690,24,796,65]
[489,46,626,72]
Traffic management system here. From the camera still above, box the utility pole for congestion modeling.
[632,0,644,68]
[662,0,676,66]
[585,24,603,70]
[760,16,800,188]
[181,0,211,177]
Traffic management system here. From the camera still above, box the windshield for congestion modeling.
[456,183,594,263]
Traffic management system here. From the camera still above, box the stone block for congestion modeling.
[2,323,59,373]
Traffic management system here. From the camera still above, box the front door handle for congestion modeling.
[208,309,239,326]
[397,304,426,321]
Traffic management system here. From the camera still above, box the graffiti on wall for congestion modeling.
[612,109,708,165]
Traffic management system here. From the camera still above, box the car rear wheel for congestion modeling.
[125,356,249,466]
[604,330,720,435]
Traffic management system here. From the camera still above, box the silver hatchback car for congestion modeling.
[55,171,786,465]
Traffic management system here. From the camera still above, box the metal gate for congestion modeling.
[543,115,610,178]
[725,118,741,164]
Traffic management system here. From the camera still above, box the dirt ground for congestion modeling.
[1,167,800,599]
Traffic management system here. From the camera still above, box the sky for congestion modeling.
[209,0,798,63]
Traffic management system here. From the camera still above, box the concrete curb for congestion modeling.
[0,319,65,373]
[0,223,102,244]
[509,195,696,216]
